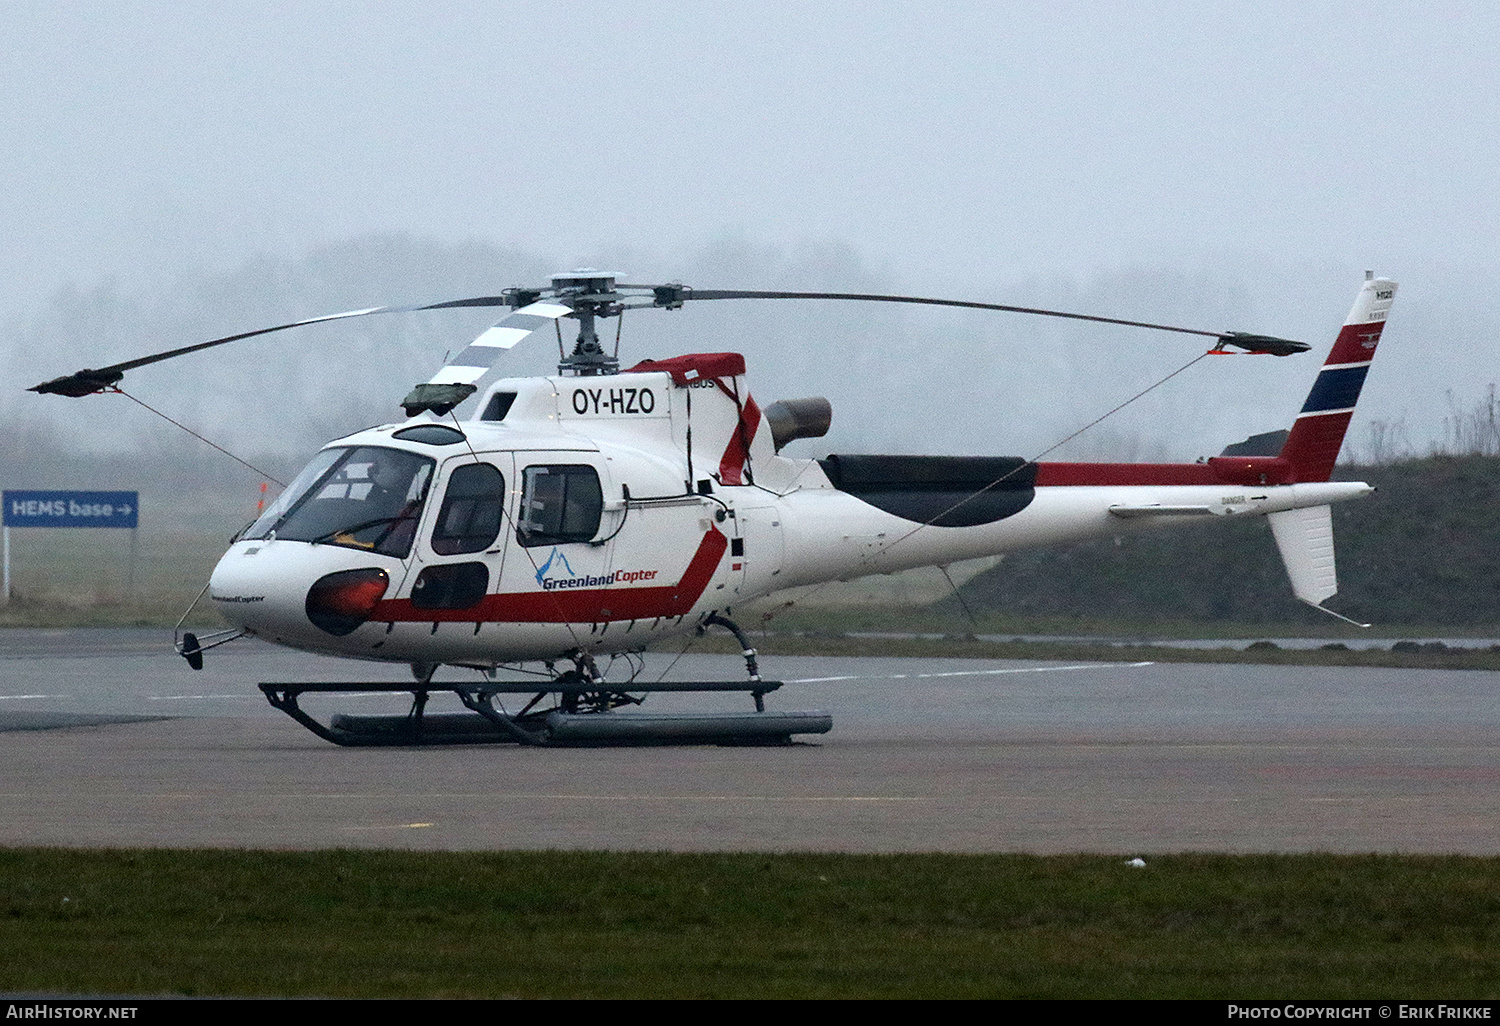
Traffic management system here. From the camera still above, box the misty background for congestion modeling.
[3,1,1498,538]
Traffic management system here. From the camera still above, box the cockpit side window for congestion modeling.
[517,464,602,547]
[431,462,506,555]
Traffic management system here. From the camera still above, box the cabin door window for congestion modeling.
[516,464,603,547]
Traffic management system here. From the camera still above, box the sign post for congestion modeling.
[2,490,141,604]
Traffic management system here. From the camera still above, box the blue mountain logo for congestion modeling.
[535,547,577,587]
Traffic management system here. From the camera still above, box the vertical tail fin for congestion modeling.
[1279,275,1398,482]
[1267,503,1371,628]
[1268,505,1337,607]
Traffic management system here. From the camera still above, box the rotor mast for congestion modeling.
[547,271,624,376]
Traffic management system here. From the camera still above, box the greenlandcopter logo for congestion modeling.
[535,548,661,591]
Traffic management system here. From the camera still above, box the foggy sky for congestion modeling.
[4,1,1499,474]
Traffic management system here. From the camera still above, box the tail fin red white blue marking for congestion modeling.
[1279,276,1397,482]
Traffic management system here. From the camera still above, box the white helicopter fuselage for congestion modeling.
[207,333,1377,666]
[26,268,1395,745]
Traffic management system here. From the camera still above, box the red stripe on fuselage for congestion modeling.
[1031,463,1197,486]
[373,529,729,623]
[1034,457,1296,486]
[719,393,760,485]
[1034,463,1218,486]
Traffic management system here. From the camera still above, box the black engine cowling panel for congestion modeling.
[818,455,1036,527]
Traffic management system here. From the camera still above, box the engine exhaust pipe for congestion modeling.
[763,397,832,451]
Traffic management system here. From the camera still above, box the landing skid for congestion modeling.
[258,679,832,747]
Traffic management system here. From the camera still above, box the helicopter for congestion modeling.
[30,270,1397,746]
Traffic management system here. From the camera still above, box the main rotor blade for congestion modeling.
[29,296,514,397]
[637,287,1310,356]
[401,301,575,417]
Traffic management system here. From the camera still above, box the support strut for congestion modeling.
[700,612,767,710]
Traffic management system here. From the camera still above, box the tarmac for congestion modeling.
[3,629,1499,853]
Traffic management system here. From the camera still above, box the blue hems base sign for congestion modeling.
[4,491,139,529]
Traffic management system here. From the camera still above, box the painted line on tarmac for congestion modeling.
[323,793,928,803]
[479,794,928,803]
[146,694,270,701]
[0,793,1443,805]
[788,661,1154,684]
[1,791,930,803]
[145,691,409,701]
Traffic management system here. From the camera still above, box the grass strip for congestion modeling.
[3,849,1500,999]
[694,632,1500,671]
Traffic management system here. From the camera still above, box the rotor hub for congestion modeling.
[549,271,624,376]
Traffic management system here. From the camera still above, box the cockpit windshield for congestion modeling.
[243,446,434,558]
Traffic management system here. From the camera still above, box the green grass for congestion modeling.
[0,528,229,627]
[3,849,1499,998]
[745,600,1500,641]
[687,631,1500,670]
